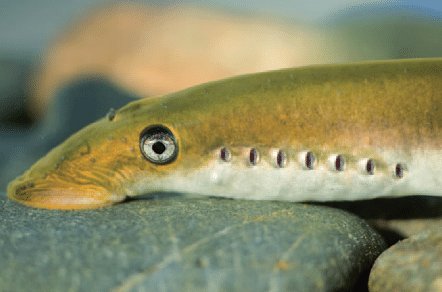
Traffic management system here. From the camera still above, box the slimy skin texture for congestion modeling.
[7,58,442,209]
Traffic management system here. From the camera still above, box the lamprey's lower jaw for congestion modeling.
[8,184,126,210]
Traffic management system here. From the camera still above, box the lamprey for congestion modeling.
[7,58,442,209]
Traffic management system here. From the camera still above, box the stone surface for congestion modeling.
[369,224,442,292]
[319,197,442,246]
[0,193,386,292]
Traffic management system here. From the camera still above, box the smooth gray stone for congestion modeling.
[0,193,386,292]
[369,224,442,292]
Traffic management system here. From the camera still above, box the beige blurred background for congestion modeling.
[1,0,442,120]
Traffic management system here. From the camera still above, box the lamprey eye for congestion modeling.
[139,125,178,164]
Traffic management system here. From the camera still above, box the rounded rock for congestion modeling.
[369,225,442,292]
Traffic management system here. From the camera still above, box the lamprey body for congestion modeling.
[7,58,442,209]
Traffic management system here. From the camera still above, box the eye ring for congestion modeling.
[139,125,178,164]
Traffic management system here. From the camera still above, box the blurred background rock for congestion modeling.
[1,0,442,191]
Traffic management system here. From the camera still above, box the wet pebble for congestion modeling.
[369,225,442,292]
[0,193,386,291]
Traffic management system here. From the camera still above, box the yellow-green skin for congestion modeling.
[7,58,442,209]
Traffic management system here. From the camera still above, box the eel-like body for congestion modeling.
[7,58,442,209]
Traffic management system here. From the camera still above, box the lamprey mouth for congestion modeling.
[9,180,127,210]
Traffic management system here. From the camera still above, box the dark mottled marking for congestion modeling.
[80,142,91,156]
[196,257,209,268]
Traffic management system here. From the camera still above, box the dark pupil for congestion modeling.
[152,141,166,154]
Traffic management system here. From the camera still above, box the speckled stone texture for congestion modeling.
[369,224,442,292]
[0,193,386,292]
